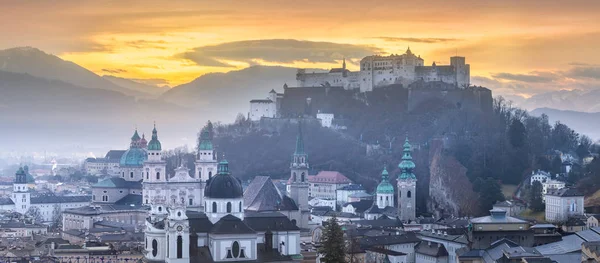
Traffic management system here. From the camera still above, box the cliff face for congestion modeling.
[427,139,478,217]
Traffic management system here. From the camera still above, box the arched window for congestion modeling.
[130,172,134,178]
[386,196,388,201]
[399,191,401,198]
[209,171,212,179]
[152,239,158,257]
[239,201,242,212]
[232,241,240,258]
[146,172,149,180]
[227,202,232,213]
[156,172,160,180]
[407,191,412,198]
[212,202,217,213]
[301,172,305,182]
[380,196,382,201]
[177,235,183,259]
[292,172,297,182]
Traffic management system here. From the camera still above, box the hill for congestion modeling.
[162,66,297,122]
[0,70,194,152]
[530,108,600,140]
[102,75,168,98]
[0,47,141,97]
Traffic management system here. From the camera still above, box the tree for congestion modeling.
[528,181,544,212]
[319,216,346,263]
[51,204,62,230]
[26,206,43,223]
[508,119,527,148]
[473,177,505,213]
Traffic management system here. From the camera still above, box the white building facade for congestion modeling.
[545,188,584,223]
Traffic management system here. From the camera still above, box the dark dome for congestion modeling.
[204,160,243,199]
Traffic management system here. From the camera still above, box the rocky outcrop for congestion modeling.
[427,139,478,217]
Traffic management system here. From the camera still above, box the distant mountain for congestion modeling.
[518,89,600,112]
[0,47,141,97]
[162,66,297,122]
[102,75,168,98]
[530,107,600,140]
[0,70,197,151]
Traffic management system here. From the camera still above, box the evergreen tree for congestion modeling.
[508,119,527,148]
[319,216,346,263]
[473,177,505,213]
[529,181,544,212]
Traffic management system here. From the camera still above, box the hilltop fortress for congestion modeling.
[296,47,470,92]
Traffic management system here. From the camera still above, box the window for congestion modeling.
[301,172,305,182]
[189,198,193,206]
[156,172,160,180]
[209,171,212,179]
[177,235,183,258]
[292,172,296,182]
[239,201,242,212]
[146,172,149,180]
[152,239,158,257]
[130,172,134,178]
[407,191,412,198]
[227,202,232,213]
[212,202,217,213]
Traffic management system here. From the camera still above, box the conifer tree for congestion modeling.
[319,216,346,263]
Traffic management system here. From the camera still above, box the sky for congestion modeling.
[2,0,600,97]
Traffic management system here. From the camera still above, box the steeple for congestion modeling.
[342,58,346,70]
[147,123,162,151]
[376,165,394,194]
[15,167,26,184]
[399,137,416,179]
[217,160,230,175]
[198,129,213,151]
[406,46,412,55]
[130,129,141,148]
[294,122,305,155]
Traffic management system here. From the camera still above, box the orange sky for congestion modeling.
[1,0,600,96]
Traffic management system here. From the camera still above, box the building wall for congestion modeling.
[336,189,365,206]
[316,113,334,128]
[92,187,129,204]
[470,230,534,249]
[545,195,584,223]
[417,234,466,263]
[249,101,276,121]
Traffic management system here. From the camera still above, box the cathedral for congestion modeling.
[143,125,306,262]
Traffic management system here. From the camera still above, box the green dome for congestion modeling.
[120,147,147,167]
[198,130,213,151]
[398,137,416,180]
[131,129,141,141]
[376,166,394,194]
[147,125,162,151]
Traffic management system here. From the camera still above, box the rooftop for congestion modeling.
[309,171,352,184]
[546,187,584,197]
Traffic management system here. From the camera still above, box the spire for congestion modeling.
[217,160,230,175]
[342,58,346,69]
[147,123,162,151]
[406,46,412,55]
[295,122,305,155]
[376,164,393,194]
[399,137,416,179]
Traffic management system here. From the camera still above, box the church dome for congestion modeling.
[147,125,162,151]
[204,160,243,199]
[198,130,213,151]
[119,147,147,167]
[376,167,394,194]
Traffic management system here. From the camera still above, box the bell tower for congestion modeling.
[143,124,167,205]
[289,122,309,228]
[397,137,417,222]
[12,167,30,214]
[166,205,190,263]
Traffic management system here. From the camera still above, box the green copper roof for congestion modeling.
[131,129,141,141]
[376,166,394,194]
[217,160,230,174]
[119,147,147,167]
[294,123,305,155]
[147,124,162,151]
[199,130,213,151]
[399,137,416,180]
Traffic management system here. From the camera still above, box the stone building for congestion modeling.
[545,188,584,223]
[469,209,533,249]
[296,48,470,92]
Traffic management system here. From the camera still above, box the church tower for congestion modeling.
[12,167,30,214]
[195,129,217,207]
[397,137,417,222]
[289,123,309,228]
[376,166,394,209]
[166,205,190,263]
[143,124,167,211]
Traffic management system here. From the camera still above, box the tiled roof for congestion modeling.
[30,195,91,204]
[244,211,300,232]
[343,199,373,213]
[210,214,255,235]
[250,99,273,103]
[92,177,142,189]
[416,242,448,257]
[244,176,298,212]
[309,171,352,184]
[547,187,583,197]
[105,150,126,160]
[187,211,213,233]
[360,232,420,247]
[0,197,14,205]
[338,184,364,191]
[113,194,142,206]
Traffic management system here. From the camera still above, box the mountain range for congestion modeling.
[0,46,598,152]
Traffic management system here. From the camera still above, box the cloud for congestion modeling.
[102,68,127,74]
[124,40,168,50]
[566,66,600,80]
[374,37,461,43]
[492,72,559,83]
[176,39,382,67]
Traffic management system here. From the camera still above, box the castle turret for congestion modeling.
[398,137,417,222]
[12,167,30,214]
